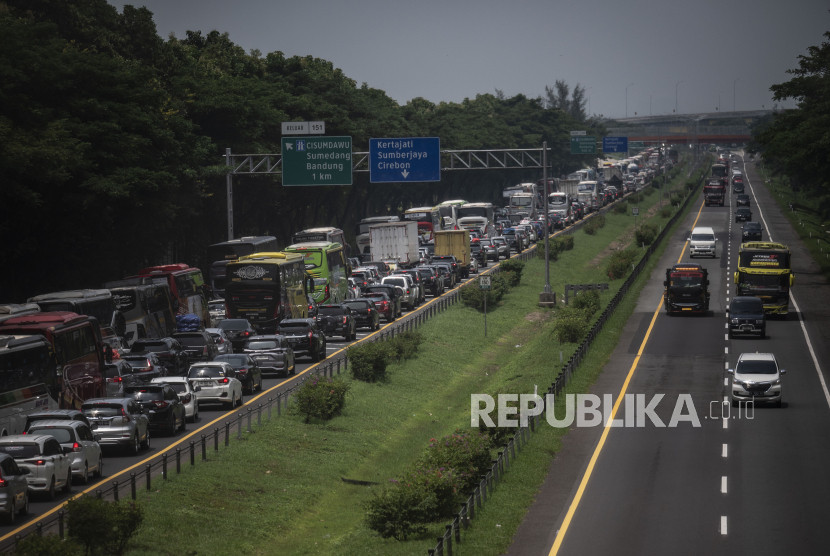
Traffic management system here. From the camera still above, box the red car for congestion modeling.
[363,291,395,323]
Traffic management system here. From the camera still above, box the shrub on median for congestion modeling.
[294,375,350,421]
[348,341,390,382]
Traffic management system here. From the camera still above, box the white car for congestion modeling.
[25,420,103,484]
[186,362,243,409]
[0,435,72,499]
[151,376,200,422]
[728,352,786,407]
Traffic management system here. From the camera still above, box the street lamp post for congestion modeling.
[626,82,634,118]
[733,78,739,111]
[675,80,684,115]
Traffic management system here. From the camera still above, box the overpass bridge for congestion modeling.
[605,109,771,145]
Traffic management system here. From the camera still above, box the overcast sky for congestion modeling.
[111,0,827,119]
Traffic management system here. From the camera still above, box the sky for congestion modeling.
[110,0,828,119]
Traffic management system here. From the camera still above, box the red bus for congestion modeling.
[124,264,210,326]
[0,312,106,409]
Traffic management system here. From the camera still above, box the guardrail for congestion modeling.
[427,164,706,555]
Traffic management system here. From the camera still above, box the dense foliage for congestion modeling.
[751,31,830,216]
[0,0,601,300]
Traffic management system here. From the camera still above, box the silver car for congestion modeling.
[81,398,150,455]
[0,435,72,500]
[205,328,232,355]
[186,362,243,409]
[0,453,30,523]
[25,420,103,484]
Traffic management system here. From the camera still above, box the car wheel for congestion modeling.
[167,413,177,435]
[7,498,17,524]
[80,462,89,485]
[19,492,28,516]
[236,392,244,407]
[226,393,236,409]
[94,457,103,479]
[776,399,783,408]
[63,471,72,494]
[131,433,141,455]
[141,429,151,450]
[46,476,56,500]
[179,412,187,432]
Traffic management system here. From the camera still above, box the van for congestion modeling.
[688,226,717,258]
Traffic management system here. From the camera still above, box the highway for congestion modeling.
[508,154,830,555]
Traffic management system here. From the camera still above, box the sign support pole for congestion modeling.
[225,147,234,241]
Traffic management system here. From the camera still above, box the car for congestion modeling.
[80,398,150,455]
[240,336,292,380]
[124,383,187,435]
[120,352,164,381]
[430,255,461,282]
[727,296,766,338]
[216,319,257,352]
[501,228,522,253]
[307,294,319,319]
[363,284,403,317]
[24,409,91,433]
[25,420,103,484]
[741,221,763,242]
[0,435,72,500]
[469,240,487,268]
[736,194,750,207]
[103,359,144,397]
[381,276,415,310]
[350,270,374,293]
[277,318,327,362]
[186,362,243,408]
[548,211,566,230]
[728,352,786,407]
[150,376,200,422]
[393,269,427,304]
[363,291,395,323]
[430,263,455,289]
[346,277,361,299]
[477,239,499,263]
[208,299,226,327]
[0,453,30,523]
[490,236,510,259]
[315,304,358,341]
[129,337,189,376]
[570,201,585,220]
[342,298,380,331]
[361,260,392,278]
[414,266,444,296]
[688,226,717,258]
[735,206,752,222]
[172,330,219,362]
[205,327,232,355]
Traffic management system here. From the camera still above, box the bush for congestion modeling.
[460,273,511,310]
[294,376,350,421]
[552,306,590,343]
[499,259,524,283]
[364,481,436,540]
[418,429,493,494]
[348,341,390,382]
[583,214,606,235]
[660,205,673,218]
[614,200,629,214]
[670,192,683,206]
[536,234,575,260]
[66,497,143,556]
[15,535,83,556]
[570,289,601,317]
[386,331,423,361]
[634,223,658,246]
[606,248,638,280]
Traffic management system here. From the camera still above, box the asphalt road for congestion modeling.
[508,154,830,555]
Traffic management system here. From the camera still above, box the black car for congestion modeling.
[363,292,395,323]
[570,201,585,220]
[431,255,461,280]
[342,299,380,331]
[501,228,522,253]
[277,318,327,362]
[216,352,266,390]
[363,284,403,317]
[216,319,257,352]
[129,337,189,375]
[727,296,766,338]
[120,352,164,381]
[742,222,763,242]
[124,384,186,435]
[430,263,455,289]
[414,266,444,296]
[24,409,91,432]
[736,194,750,207]
[315,304,357,341]
[735,206,752,222]
[469,241,487,268]
[172,331,218,362]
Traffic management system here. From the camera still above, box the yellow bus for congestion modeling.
[284,242,349,305]
[225,252,308,333]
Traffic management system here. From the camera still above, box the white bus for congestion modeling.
[455,202,496,237]
[0,335,60,436]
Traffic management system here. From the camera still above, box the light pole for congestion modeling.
[733,78,739,111]
[626,82,634,118]
[675,80,684,115]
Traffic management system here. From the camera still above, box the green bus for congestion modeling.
[284,241,349,305]
[225,252,309,333]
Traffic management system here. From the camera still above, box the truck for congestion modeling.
[434,230,471,278]
[734,241,794,315]
[507,191,538,222]
[369,221,420,268]
[663,264,710,314]
[703,177,726,206]
[577,180,601,212]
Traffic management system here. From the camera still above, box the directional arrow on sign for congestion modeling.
[285,143,294,151]
[402,170,409,179]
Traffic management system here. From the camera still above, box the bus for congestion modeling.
[435,199,468,230]
[28,289,126,339]
[356,216,400,257]
[225,252,309,333]
[292,228,350,258]
[0,312,106,410]
[0,335,59,436]
[123,264,210,327]
[734,242,794,315]
[284,242,349,305]
[455,202,496,237]
[107,283,176,346]
[206,236,278,297]
[0,304,40,325]
[403,207,440,240]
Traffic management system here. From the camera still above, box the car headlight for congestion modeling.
[730,318,739,324]
[755,319,765,324]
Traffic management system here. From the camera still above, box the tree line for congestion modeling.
[0,0,603,301]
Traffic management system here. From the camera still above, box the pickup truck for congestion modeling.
[276,319,327,362]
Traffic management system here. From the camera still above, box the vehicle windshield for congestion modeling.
[215,355,246,365]
[126,388,163,400]
[343,302,369,311]
[188,366,225,378]
[82,403,123,417]
[177,336,207,347]
[218,320,250,331]
[731,299,763,313]
[28,427,73,443]
[278,323,310,332]
[736,360,777,375]
[691,233,714,241]
[246,341,278,350]
[318,307,345,315]
[0,444,40,458]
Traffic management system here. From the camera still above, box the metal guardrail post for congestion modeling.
[146,464,151,491]
[162,453,167,479]
[257,404,262,427]
[237,413,243,439]
[189,441,195,466]
[113,480,119,502]
[130,472,136,499]
[214,428,220,451]
[201,434,207,460]
[58,510,64,538]
[247,408,252,433]
[225,422,230,446]
[176,448,181,474]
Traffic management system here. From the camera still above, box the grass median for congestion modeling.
[124,172,695,555]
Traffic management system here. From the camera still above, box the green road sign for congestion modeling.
[629,141,645,149]
[570,136,596,155]
[281,136,352,186]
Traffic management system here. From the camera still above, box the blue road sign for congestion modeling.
[602,136,628,153]
[369,137,440,183]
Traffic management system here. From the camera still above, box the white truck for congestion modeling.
[369,221,419,268]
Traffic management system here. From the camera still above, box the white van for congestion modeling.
[688,226,717,258]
